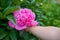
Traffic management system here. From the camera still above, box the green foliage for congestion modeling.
[7,15,16,24]
[0,0,60,40]
[3,6,18,18]
[0,28,7,39]
[9,30,17,40]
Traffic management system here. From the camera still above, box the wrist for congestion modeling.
[26,26,37,32]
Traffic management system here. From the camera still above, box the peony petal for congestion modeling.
[26,20,38,27]
[8,21,15,28]
[15,25,27,30]
[31,21,38,26]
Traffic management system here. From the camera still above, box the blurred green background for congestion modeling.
[0,0,60,40]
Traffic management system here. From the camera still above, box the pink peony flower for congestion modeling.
[8,8,38,30]
[8,21,15,28]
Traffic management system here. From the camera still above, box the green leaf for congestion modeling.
[9,30,17,40]
[3,36,10,40]
[3,6,18,17]
[12,0,21,5]
[7,15,16,24]
[0,31,7,39]
[0,12,2,18]
[20,31,29,40]
[0,7,3,10]
[53,19,60,27]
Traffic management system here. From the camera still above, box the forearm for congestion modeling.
[27,26,60,40]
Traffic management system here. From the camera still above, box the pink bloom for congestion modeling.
[8,21,15,28]
[8,8,38,30]
[15,25,26,30]
[8,21,26,30]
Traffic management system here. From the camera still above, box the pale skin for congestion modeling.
[26,26,60,40]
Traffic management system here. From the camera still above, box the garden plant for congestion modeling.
[0,0,60,40]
